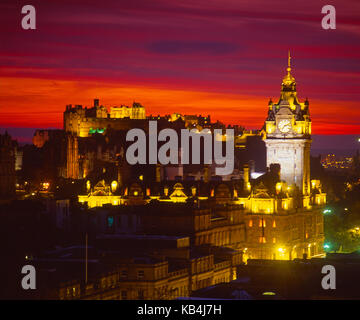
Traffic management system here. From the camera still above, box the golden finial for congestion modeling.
[287,50,291,73]
[288,50,291,67]
[282,50,295,86]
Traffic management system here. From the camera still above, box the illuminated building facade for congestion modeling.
[78,180,121,208]
[74,55,326,263]
[77,164,325,261]
[250,53,326,260]
[321,154,354,170]
[63,99,147,138]
[110,102,146,120]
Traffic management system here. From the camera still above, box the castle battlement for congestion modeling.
[63,99,146,137]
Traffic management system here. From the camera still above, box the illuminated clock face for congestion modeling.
[278,119,291,133]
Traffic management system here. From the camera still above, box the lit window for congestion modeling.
[249,220,253,227]
[272,237,276,243]
[259,237,266,243]
[111,181,117,192]
[107,216,114,228]
[259,219,266,227]
[272,220,276,228]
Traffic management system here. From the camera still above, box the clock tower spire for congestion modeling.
[264,53,312,199]
[288,50,291,70]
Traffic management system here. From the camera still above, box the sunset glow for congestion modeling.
[0,0,359,135]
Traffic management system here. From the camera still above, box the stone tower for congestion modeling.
[66,134,79,179]
[264,52,311,196]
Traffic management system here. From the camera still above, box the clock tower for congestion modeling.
[264,52,311,196]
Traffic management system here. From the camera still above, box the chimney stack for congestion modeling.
[269,163,281,180]
[156,164,162,183]
[204,165,211,183]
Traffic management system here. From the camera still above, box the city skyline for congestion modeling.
[1,0,360,138]
[2,1,360,301]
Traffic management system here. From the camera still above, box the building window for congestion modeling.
[259,236,266,243]
[138,289,144,299]
[118,216,122,227]
[107,216,114,228]
[272,220,276,228]
[120,270,127,278]
[121,291,127,300]
[272,237,276,243]
[249,219,253,227]
[138,270,144,279]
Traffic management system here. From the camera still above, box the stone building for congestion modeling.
[264,52,311,197]
[63,99,147,137]
[75,55,326,262]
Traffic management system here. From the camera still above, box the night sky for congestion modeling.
[1,0,360,143]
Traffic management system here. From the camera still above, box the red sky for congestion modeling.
[1,0,360,136]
